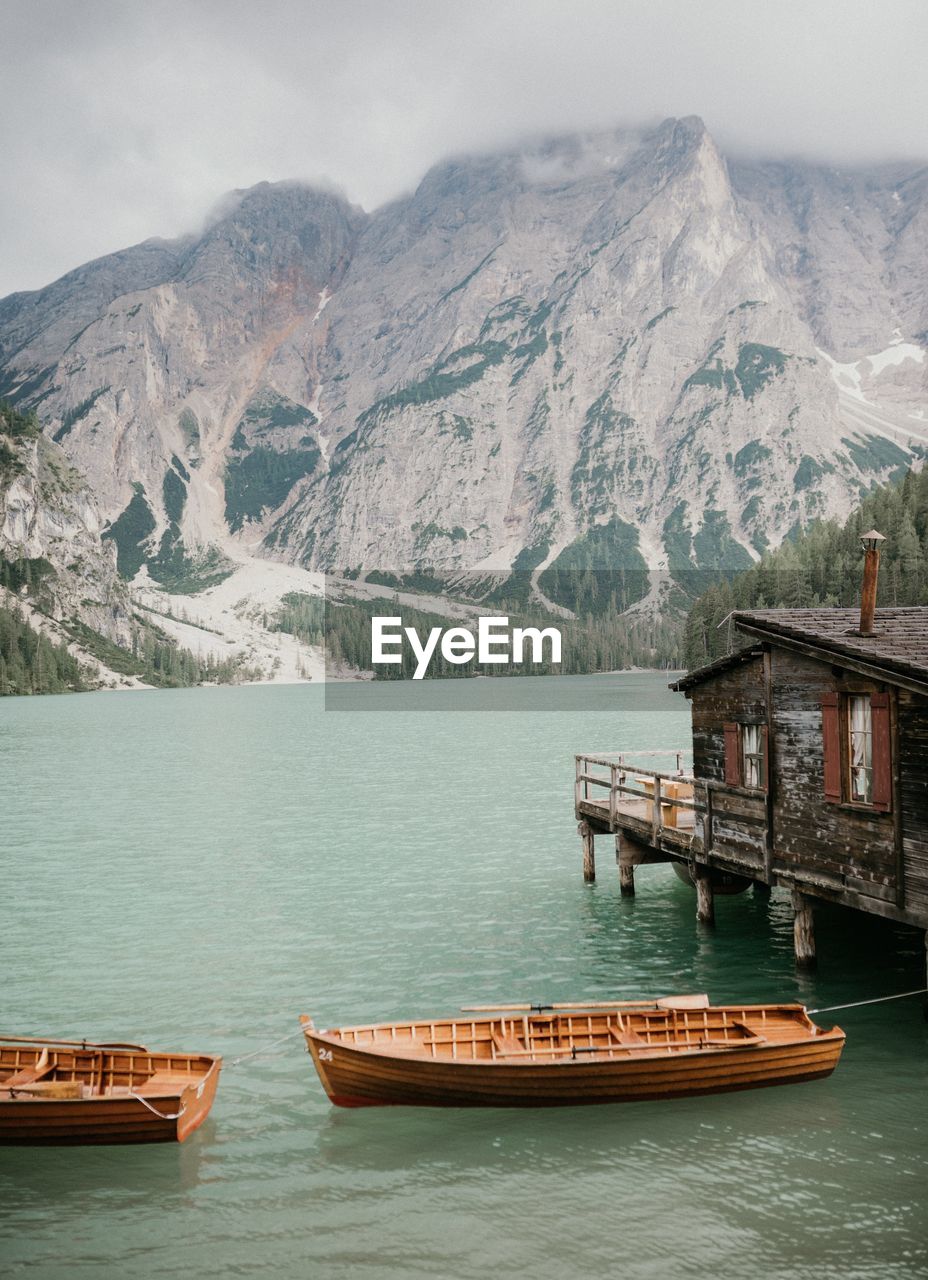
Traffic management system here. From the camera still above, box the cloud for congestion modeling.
[2,0,926,295]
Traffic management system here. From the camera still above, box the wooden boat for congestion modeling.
[0,1035,221,1144]
[301,995,844,1108]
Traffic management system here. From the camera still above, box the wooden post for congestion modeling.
[791,889,816,969]
[615,835,635,897]
[695,865,715,926]
[762,649,775,883]
[579,820,595,883]
[891,690,905,909]
[652,775,662,845]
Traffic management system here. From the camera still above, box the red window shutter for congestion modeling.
[723,722,741,786]
[871,692,892,812]
[760,724,769,791]
[821,693,841,803]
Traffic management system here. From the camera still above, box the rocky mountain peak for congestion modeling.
[195,181,364,267]
[0,124,925,593]
[177,181,365,318]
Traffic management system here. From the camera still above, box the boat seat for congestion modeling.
[491,1030,525,1057]
[700,1020,766,1048]
[609,1026,645,1046]
[3,1048,53,1089]
[135,1071,195,1094]
[5,1079,82,1099]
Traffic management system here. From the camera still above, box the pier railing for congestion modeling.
[574,751,695,842]
[574,750,770,869]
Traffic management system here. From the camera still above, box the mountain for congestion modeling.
[1,117,926,602]
[0,401,315,691]
[0,400,144,683]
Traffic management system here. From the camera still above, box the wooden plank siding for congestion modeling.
[708,791,768,872]
[899,691,928,915]
[681,644,928,928]
[767,648,898,901]
[688,656,768,872]
[690,656,767,784]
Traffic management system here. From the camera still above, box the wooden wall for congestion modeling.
[685,644,928,925]
[688,656,767,875]
[689,656,765,782]
[768,648,897,905]
[899,691,928,916]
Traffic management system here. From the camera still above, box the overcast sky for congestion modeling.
[3,0,927,297]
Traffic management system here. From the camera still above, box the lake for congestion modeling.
[1,675,926,1278]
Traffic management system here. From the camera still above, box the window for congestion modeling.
[847,695,872,804]
[723,722,767,790]
[820,690,892,812]
[742,724,764,790]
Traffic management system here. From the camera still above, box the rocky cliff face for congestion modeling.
[0,183,363,588]
[1,118,925,586]
[0,403,136,656]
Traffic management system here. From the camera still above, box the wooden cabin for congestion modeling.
[575,604,928,969]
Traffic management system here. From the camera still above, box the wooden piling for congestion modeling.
[791,889,817,969]
[579,820,595,882]
[615,836,635,897]
[695,866,715,926]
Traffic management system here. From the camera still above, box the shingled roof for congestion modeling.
[672,607,928,695]
[670,645,764,691]
[733,607,928,689]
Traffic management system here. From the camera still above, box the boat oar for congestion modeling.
[462,994,711,1014]
[462,999,668,1013]
[0,1033,149,1051]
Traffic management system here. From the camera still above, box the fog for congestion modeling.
[3,0,926,295]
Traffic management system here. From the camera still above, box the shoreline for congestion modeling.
[0,664,686,701]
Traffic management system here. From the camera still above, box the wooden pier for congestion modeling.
[575,752,759,908]
[575,599,928,974]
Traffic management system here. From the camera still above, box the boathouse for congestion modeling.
[575,547,928,969]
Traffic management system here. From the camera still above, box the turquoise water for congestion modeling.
[1,675,926,1279]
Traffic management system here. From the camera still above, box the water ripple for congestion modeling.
[1,678,926,1278]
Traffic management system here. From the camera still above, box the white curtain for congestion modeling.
[849,695,872,801]
[742,724,761,788]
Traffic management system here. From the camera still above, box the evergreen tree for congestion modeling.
[683,467,928,669]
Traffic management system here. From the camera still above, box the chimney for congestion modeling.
[858,530,886,636]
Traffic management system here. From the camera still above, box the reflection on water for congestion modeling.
[1,677,927,1279]
[3,1128,215,1214]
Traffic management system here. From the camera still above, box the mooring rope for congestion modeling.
[130,1093,186,1121]
[228,1025,308,1067]
[808,987,928,1015]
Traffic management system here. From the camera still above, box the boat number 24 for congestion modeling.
[318,1048,333,1062]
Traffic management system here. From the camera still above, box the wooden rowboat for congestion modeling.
[0,1035,221,1144]
[300,995,844,1108]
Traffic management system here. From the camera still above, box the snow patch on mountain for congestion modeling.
[135,548,325,683]
[866,342,924,377]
